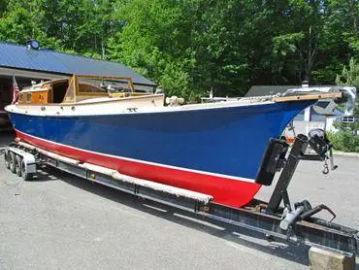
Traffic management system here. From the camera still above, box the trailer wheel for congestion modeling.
[9,152,16,173]
[4,151,11,169]
[20,161,33,181]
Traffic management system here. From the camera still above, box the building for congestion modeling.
[0,40,156,128]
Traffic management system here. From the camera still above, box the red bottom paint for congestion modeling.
[15,130,261,208]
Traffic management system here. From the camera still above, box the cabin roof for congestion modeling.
[0,42,156,87]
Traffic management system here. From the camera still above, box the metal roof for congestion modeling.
[0,42,155,86]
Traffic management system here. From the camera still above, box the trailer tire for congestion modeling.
[15,155,22,177]
[21,161,33,181]
[4,151,10,169]
[9,152,16,173]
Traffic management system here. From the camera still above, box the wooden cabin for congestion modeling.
[18,75,147,105]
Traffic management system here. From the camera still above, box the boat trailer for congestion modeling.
[2,132,359,263]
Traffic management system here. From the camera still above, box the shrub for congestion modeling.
[327,131,359,152]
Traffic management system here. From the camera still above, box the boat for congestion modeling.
[5,75,345,208]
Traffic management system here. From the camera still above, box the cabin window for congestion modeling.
[78,83,106,94]
[62,75,139,103]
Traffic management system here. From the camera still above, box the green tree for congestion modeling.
[38,0,120,56]
[312,0,359,83]
[108,0,198,99]
[0,0,59,48]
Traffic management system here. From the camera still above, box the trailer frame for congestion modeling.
[2,137,359,257]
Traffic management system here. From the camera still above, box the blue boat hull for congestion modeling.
[8,100,314,207]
